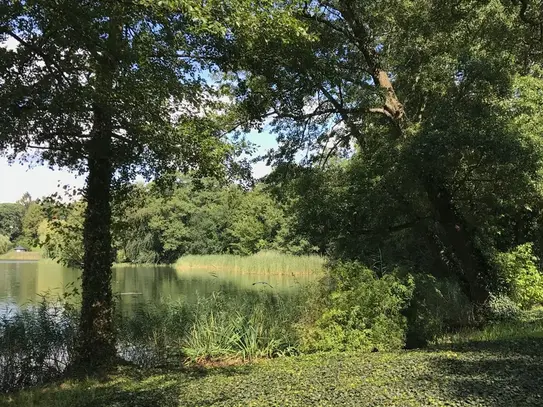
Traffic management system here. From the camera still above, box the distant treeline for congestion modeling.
[0,178,318,265]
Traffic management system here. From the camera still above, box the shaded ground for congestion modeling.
[3,337,543,407]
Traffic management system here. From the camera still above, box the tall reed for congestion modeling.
[176,251,325,275]
[1,285,309,392]
[0,298,77,393]
[117,290,305,365]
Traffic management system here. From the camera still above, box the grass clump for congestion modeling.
[0,298,77,393]
[183,292,299,361]
[117,290,302,366]
[175,251,324,275]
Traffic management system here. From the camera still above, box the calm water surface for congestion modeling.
[0,261,311,314]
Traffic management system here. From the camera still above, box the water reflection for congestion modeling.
[0,261,311,314]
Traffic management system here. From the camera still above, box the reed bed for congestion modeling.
[176,251,325,275]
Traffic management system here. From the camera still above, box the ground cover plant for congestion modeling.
[4,329,543,407]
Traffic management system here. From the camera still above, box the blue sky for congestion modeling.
[0,131,277,203]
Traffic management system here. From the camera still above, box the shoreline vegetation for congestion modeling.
[0,251,326,276]
[0,250,42,261]
[175,252,325,275]
[4,314,543,406]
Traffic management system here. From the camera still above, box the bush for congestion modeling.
[493,243,543,308]
[404,275,474,348]
[0,234,11,255]
[299,262,414,352]
[485,294,521,322]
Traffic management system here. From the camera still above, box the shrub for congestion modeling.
[404,275,474,348]
[299,262,414,352]
[493,243,543,308]
[0,234,10,255]
[485,294,521,322]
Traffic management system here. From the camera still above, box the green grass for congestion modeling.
[176,251,325,275]
[5,335,543,406]
[438,307,543,344]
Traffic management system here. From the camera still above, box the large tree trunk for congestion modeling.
[76,106,115,368]
[424,178,492,304]
[74,7,121,370]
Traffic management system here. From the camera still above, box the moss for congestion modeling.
[4,336,543,406]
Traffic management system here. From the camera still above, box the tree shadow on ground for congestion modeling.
[428,338,543,406]
[3,363,258,407]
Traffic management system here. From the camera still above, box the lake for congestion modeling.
[0,261,311,314]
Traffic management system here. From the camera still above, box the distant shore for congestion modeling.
[0,251,42,261]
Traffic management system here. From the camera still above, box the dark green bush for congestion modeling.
[404,275,474,348]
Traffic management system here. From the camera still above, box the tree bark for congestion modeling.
[76,105,116,368]
[75,8,120,368]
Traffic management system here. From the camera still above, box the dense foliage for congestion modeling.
[0,235,10,255]
[299,262,413,352]
[3,0,543,379]
[0,204,23,241]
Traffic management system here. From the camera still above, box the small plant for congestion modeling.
[486,294,521,322]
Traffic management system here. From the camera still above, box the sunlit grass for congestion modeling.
[176,251,325,275]
[0,250,42,261]
[437,307,543,344]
